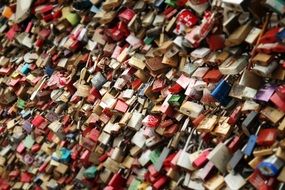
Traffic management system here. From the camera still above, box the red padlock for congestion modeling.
[142,115,160,128]
[80,150,91,165]
[90,87,102,99]
[192,149,211,169]
[228,135,243,153]
[256,128,277,146]
[206,34,225,51]
[260,177,277,190]
[20,172,33,183]
[153,176,168,190]
[248,169,268,189]
[259,27,280,44]
[43,13,54,22]
[176,9,198,28]
[203,69,223,83]
[270,92,285,112]
[8,170,20,179]
[228,105,242,125]
[31,144,41,153]
[38,161,49,173]
[88,128,100,142]
[164,124,179,137]
[160,119,174,128]
[192,111,209,127]
[108,171,127,188]
[71,145,82,160]
[31,115,45,128]
[119,8,135,23]
[152,79,165,92]
[276,85,285,100]
[114,99,128,113]
[148,164,159,177]
[168,83,183,94]
[16,142,25,154]
[53,8,62,19]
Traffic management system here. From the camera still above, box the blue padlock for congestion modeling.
[243,135,257,157]
[154,0,166,11]
[277,28,285,42]
[21,63,30,75]
[258,155,284,176]
[45,65,54,77]
[211,79,232,106]
[243,122,263,157]
[60,148,71,163]
[90,5,100,14]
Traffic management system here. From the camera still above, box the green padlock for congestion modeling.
[128,178,141,190]
[165,0,177,7]
[168,94,185,107]
[17,99,25,109]
[150,149,161,165]
[83,166,97,179]
[144,36,154,45]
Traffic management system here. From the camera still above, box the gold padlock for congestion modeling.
[197,115,218,133]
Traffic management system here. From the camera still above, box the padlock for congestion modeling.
[252,53,273,66]
[192,67,209,79]
[192,148,211,169]
[198,161,217,181]
[110,142,126,163]
[227,149,244,173]
[127,107,144,131]
[224,172,246,190]
[213,116,233,138]
[176,129,195,170]
[271,92,285,113]
[153,139,173,172]
[168,94,185,107]
[265,0,285,14]
[197,114,218,133]
[239,70,262,89]
[228,105,242,125]
[225,22,252,47]
[253,146,275,157]
[260,106,285,125]
[202,69,223,83]
[180,101,204,118]
[256,128,277,146]
[245,27,262,44]
[258,155,284,176]
[227,135,244,153]
[252,61,278,77]
[192,110,211,127]
[241,111,259,136]
[242,122,265,157]
[219,56,248,75]
[207,138,233,174]
[211,78,232,106]
[204,174,225,190]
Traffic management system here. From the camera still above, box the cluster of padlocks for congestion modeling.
[0,0,285,189]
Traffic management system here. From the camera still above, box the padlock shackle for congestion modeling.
[255,121,266,135]
[183,128,195,151]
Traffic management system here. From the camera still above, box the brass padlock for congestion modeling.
[260,106,285,125]
[225,22,252,47]
[213,116,232,138]
[197,115,218,133]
